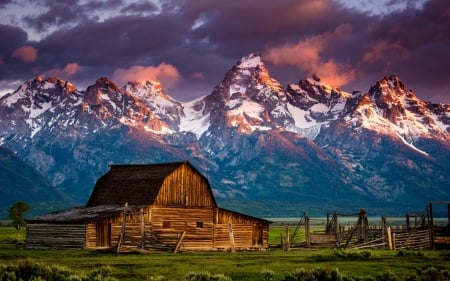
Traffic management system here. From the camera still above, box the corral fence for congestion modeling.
[276,201,450,251]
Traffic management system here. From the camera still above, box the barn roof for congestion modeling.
[86,161,216,206]
[25,205,128,224]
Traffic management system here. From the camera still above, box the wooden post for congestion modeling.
[429,202,435,249]
[448,203,450,228]
[285,224,290,251]
[406,213,410,231]
[140,208,144,248]
[228,222,236,253]
[361,209,368,242]
[381,216,386,249]
[305,212,310,248]
[116,208,127,253]
[326,212,330,233]
[173,231,186,253]
[387,226,393,250]
[334,212,338,234]
[392,232,396,250]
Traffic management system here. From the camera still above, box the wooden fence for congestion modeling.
[392,229,431,250]
[281,205,447,250]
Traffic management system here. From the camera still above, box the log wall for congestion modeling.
[26,223,86,249]
[151,206,214,251]
[217,208,269,248]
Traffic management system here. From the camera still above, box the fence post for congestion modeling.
[227,221,236,253]
[387,226,393,250]
[285,224,290,251]
[429,202,435,249]
[392,232,396,250]
[305,212,310,248]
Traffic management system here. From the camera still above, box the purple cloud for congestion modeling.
[0,0,448,103]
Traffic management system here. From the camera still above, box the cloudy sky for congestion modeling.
[0,0,449,103]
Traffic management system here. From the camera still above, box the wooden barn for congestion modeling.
[26,161,270,252]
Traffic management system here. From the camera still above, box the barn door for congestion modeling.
[96,222,111,248]
[252,223,263,246]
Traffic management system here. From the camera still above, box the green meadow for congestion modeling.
[1,226,449,281]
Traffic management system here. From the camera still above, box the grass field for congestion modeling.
[1,226,449,281]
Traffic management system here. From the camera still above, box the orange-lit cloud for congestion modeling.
[42,62,82,77]
[112,63,181,88]
[192,72,205,79]
[63,62,81,75]
[362,40,409,64]
[12,45,38,63]
[265,24,356,87]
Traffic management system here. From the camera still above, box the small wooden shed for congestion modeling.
[26,161,270,252]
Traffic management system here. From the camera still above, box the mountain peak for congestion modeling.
[93,77,120,91]
[235,52,264,69]
[125,80,164,95]
[374,75,410,95]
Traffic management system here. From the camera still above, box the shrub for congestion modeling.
[260,268,277,281]
[0,259,118,281]
[184,271,232,281]
[375,270,398,281]
[333,250,372,260]
[146,275,167,281]
[280,267,344,281]
[405,266,450,281]
[396,249,424,257]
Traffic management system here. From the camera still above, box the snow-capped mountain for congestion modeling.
[0,53,449,216]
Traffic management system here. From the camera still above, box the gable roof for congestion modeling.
[86,161,216,206]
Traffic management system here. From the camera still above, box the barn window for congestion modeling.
[163,221,171,228]
[196,221,203,228]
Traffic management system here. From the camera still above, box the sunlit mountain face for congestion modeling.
[0,54,449,217]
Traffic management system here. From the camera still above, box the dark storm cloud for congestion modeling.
[37,14,189,67]
[121,1,159,14]
[23,0,125,32]
[0,24,31,79]
[183,0,358,57]
[0,0,449,102]
[23,0,83,32]
[345,0,450,99]
[373,0,450,78]
[0,0,13,8]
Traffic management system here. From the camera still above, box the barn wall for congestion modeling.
[216,208,270,249]
[85,214,134,249]
[150,206,214,250]
[154,164,216,207]
[26,223,86,249]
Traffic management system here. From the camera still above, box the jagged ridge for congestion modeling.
[0,54,449,216]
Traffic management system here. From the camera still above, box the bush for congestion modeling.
[280,267,345,281]
[334,250,372,260]
[260,268,277,281]
[405,266,450,281]
[375,271,398,281]
[0,259,118,281]
[184,271,232,281]
[396,249,424,257]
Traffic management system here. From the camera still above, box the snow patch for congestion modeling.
[287,104,319,128]
[228,100,264,121]
[310,103,329,113]
[238,55,262,69]
[180,98,210,139]
[397,133,429,156]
